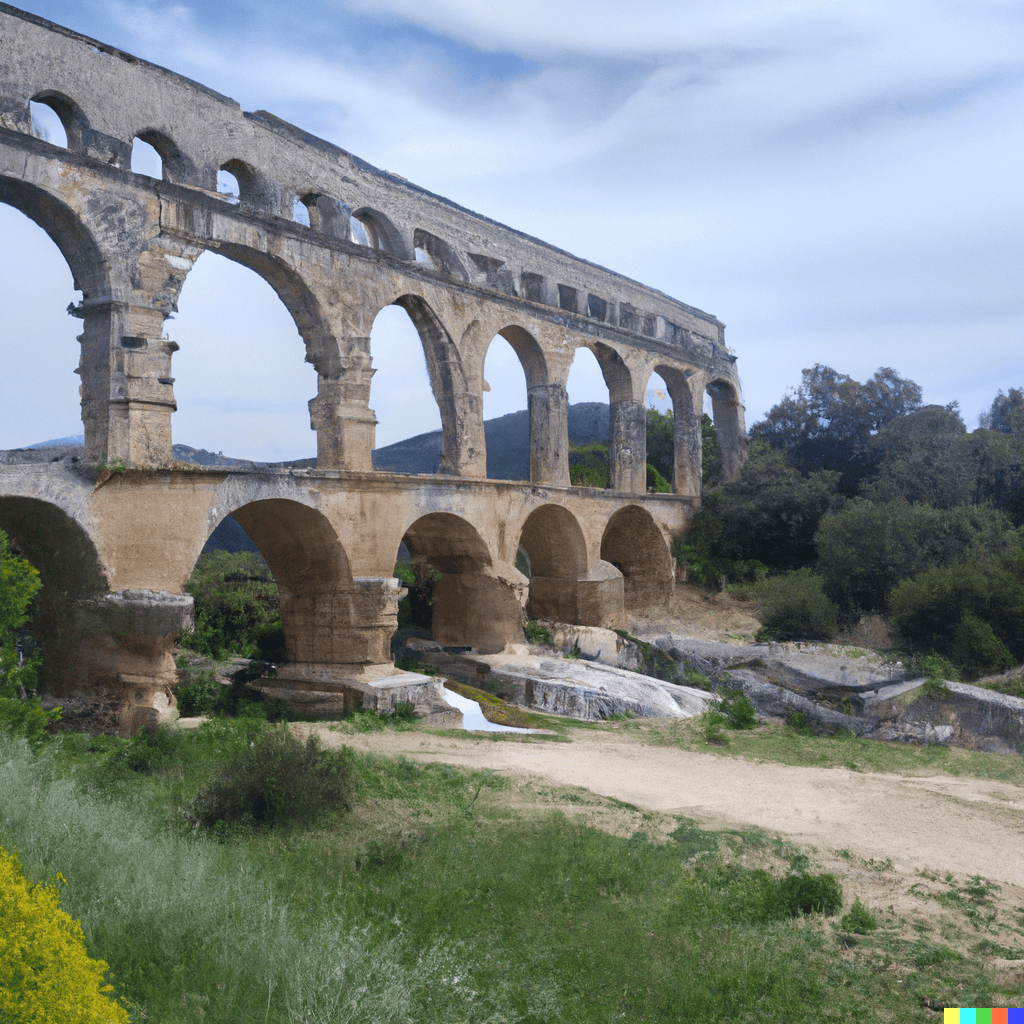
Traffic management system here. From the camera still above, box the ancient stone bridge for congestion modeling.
[0,4,745,729]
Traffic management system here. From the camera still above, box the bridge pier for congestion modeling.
[62,590,192,732]
[608,399,647,493]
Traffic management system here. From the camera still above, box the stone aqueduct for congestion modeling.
[0,4,745,728]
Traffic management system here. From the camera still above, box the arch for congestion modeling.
[133,129,195,184]
[0,496,108,695]
[29,91,87,151]
[402,511,491,574]
[350,207,409,259]
[519,505,588,623]
[171,248,319,460]
[388,294,470,475]
[705,377,746,481]
[0,174,109,300]
[653,363,701,496]
[519,505,587,580]
[219,158,277,214]
[225,499,353,666]
[493,324,547,388]
[600,505,673,612]
[413,229,467,279]
[402,512,521,652]
[203,239,340,376]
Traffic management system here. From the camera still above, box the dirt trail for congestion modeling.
[303,726,1024,891]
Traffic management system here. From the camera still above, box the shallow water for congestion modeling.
[441,686,533,734]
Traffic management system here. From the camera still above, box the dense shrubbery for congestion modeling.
[188,726,354,833]
[685,366,1024,676]
[180,550,282,660]
[0,846,129,1023]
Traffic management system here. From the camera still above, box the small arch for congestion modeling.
[413,229,467,279]
[350,207,408,259]
[29,92,87,150]
[217,167,241,204]
[601,505,673,612]
[219,159,275,212]
[292,194,311,227]
[132,129,194,183]
[130,135,162,178]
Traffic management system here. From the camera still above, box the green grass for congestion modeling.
[1,721,1019,1022]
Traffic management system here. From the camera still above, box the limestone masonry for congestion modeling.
[0,3,745,730]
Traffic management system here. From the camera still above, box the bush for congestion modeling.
[0,846,129,1023]
[699,705,729,745]
[840,897,878,934]
[778,872,843,916]
[646,463,671,493]
[889,556,1024,679]
[524,620,553,645]
[189,726,354,833]
[752,569,838,642]
[568,441,609,488]
[718,688,756,729]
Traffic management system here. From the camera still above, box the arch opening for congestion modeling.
[28,100,68,148]
[217,167,241,204]
[130,135,163,178]
[0,201,88,449]
[368,303,441,458]
[170,249,318,462]
[601,505,673,612]
[0,496,107,696]
[705,378,745,482]
[187,500,357,672]
[292,194,311,227]
[401,512,521,653]
[350,208,407,258]
[566,345,612,488]
[519,505,588,623]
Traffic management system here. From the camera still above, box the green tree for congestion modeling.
[980,387,1024,435]
[814,500,1020,614]
[0,529,42,694]
[181,550,281,659]
[751,364,922,491]
[864,404,973,508]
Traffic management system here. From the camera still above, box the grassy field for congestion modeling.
[0,714,1021,1022]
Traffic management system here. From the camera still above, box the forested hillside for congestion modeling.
[684,366,1024,683]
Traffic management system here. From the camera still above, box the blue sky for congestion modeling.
[2,0,1022,458]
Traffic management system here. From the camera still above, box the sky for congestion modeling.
[1,0,1022,459]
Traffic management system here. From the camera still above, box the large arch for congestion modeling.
[652,364,701,497]
[385,294,472,476]
[706,377,746,481]
[600,505,673,612]
[225,499,356,667]
[402,511,523,652]
[519,504,588,622]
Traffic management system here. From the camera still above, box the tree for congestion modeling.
[980,387,1024,435]
[750,365,922,491]
[814,499,1020,614]
[0,529,42,694]
[646,408,721,490]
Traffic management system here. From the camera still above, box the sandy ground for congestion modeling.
[302,725,1024,895]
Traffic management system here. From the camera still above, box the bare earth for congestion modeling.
[313,727,1024,896]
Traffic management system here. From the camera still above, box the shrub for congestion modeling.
[699,704,729,745]
[889,555,1024,679]
[646,463,671,493]
[0,846,129,1023]
[188,726,354,833]
[840,897,878,934]
[752,569,838,642]
[718,688,756,729]
[175,669,221,717]
[524,620,553,645]
[568,441,609,488]
[778,872,843,916]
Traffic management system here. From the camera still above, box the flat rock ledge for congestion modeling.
[395,628,1024,754]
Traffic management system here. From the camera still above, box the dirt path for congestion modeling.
[302,726,1024,891]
